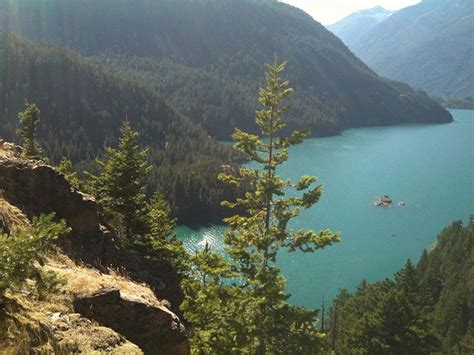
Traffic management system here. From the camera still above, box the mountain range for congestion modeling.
[335,0,474,97]
[0,0,453,223]
[0,0,450,138]
[327,6,394,49]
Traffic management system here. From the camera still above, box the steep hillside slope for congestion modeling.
[0,142,189,353]
[0,32,241,223]
[327,6,394,49]
[0,0,452,138]
[351,0,474,97]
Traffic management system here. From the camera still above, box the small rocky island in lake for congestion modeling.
[374,195,392,207]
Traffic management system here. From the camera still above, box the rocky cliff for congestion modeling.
[0,140,189,354]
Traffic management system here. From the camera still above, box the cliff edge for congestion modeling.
[0,140,189,354]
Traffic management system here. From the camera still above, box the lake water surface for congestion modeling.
[176,109,474,308]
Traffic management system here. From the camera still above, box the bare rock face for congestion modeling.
[0,152,183,310]
[0,157,116,264]
[0,146,187,352]
[73,287,190,355]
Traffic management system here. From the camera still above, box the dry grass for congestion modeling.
[0,158,163,352]
[0,303,57,354]
[46,253,168,309]
[0,198,30,231]
[1,293,142,354]
[0,253,169,353]
[0,140,23,159]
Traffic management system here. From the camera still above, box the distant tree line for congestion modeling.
[328,219,474,354]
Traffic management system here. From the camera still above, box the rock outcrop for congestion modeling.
[74,287,190,355]
[0,142,182,307]
[0,141,189,353]
[0,140,113,263]
[0,156,117,264]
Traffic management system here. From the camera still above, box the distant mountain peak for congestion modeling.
[354,5,392,16]
[351,0,474,97]
[332,5,393,24]
[327,6,394,47]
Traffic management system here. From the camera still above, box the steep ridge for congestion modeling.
[327,6,394,49]
[0,141,189,353]
[351,0,474,97]
[0,0,452,139]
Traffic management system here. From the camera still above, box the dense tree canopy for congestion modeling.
[0,32,242,223]
[329,218,474,354]
[0,1,469,353]
[0,0,455,223]
[0,0,451,140]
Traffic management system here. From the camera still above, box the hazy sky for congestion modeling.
[280,0,421,25]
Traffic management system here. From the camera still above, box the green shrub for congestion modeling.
[0,214,70,303]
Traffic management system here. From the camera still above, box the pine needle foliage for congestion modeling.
[140,191,189,274]
[329,219,474,354]
[0,214,70,303]
[183,59,340,354]
[219,58,340,354]
[56,157,81,189]
[86,120,151,244]
[17,103,41,158]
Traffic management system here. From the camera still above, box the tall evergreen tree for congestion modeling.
[17,103,41,158]
[181,242,241,353]
[182,59,339,353]
[87,120,151,243]
[218,58,340,353]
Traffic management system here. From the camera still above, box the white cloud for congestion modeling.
[280,0,421,25]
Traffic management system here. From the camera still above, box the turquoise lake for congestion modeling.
[176,109,474,308]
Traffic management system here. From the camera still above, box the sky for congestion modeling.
[280,0,421,25]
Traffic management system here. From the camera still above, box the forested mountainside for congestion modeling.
[327,6,394,49]
[0,32,241,223]
[351,0,474,97]
[0,0,451,139]
[329,219,474,354]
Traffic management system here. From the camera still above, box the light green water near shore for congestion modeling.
[176,109,474,308]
